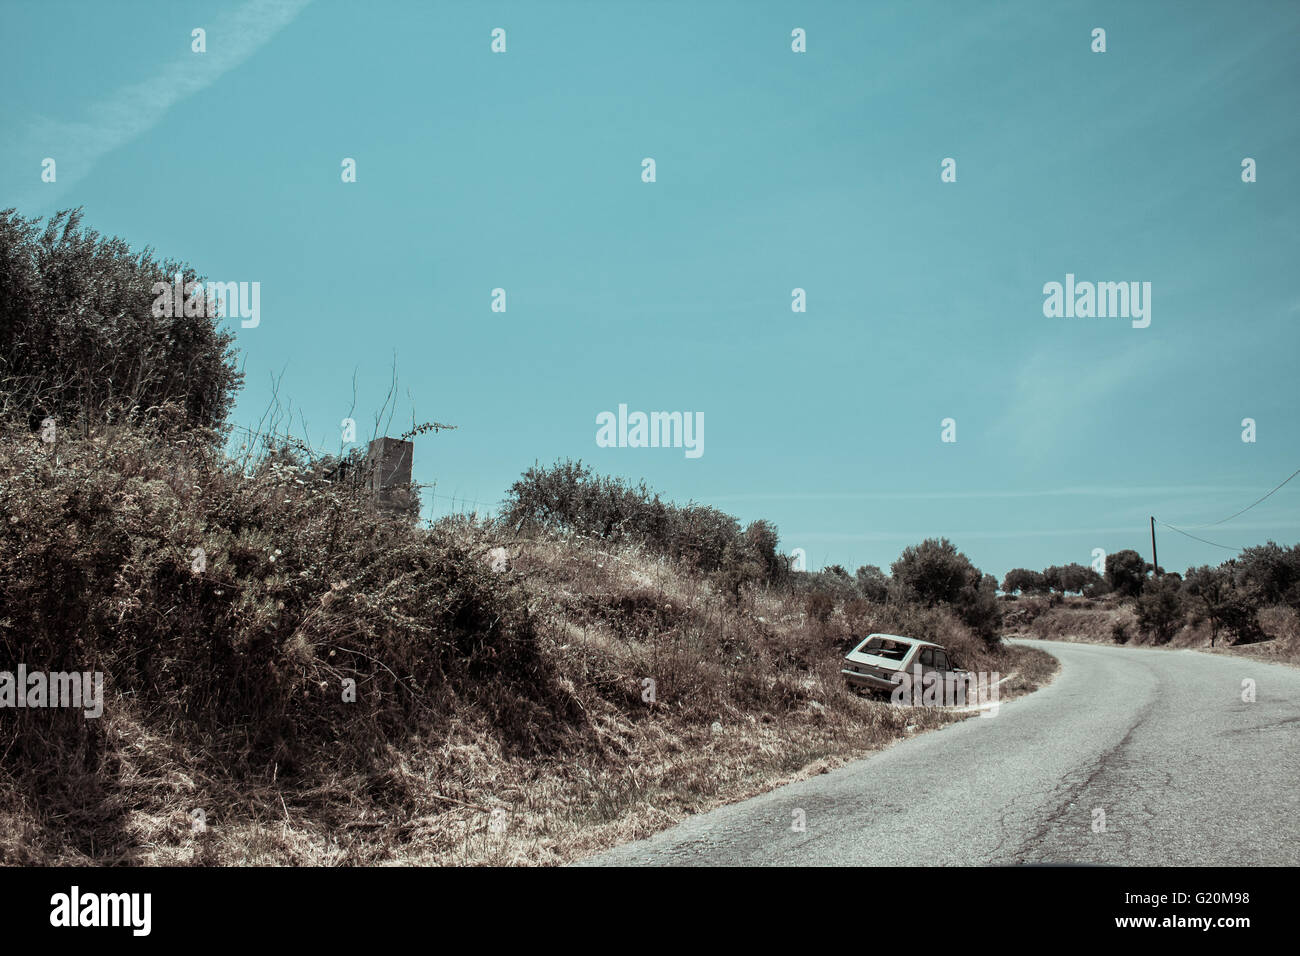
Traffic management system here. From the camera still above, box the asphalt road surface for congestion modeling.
[583,639,1300,866]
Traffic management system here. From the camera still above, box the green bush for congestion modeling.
[854,565,889,602]
[0,421,576,784]
[844,600,995,671]
[1001,568,1044,595]
[1135,575,1184,644]
[1219,598,1266,645]
[788,568,860,603]
[1237,542,1300,611]
[0,208,241,437]
[1083,578,1112,599]
[503,459,781,585]
[1105,549,1149,599]
[891,538,973,606]
[1057,563,1101,594]
[958,573,1002,645]
[805,591,834,627]
[890,538,1001,646]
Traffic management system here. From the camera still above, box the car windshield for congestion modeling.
[859,637,910,660]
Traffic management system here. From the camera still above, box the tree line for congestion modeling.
[1004,545,1300,647]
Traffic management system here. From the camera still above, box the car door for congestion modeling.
[916,646,935,703]
[931,649,954,704]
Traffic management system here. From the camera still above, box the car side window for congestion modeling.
[918,648,934,666]
[934,651,949,670]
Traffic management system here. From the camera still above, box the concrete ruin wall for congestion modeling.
[363,436,416,517]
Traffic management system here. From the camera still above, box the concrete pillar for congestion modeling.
[364,436,415,516]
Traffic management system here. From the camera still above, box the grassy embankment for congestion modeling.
[0,424,1055,865]
[1004,594,1300,666]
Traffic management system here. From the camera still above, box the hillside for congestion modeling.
[0,421,1055,865]
[1004,594,1300,665]
[0,207,1061,865]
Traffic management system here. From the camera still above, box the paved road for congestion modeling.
[582,639,1300,865]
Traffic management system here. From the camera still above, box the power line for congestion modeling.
[1150,463,1300,563]
[1157,520,1242,552]
[1196,465,1300,528]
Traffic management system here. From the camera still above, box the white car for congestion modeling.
[841,633,966,697]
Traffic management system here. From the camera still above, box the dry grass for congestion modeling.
[1192,606,1300,668]
[0,425,1058,866]
[1004,596,1132,645]
[0,519,1055,866]
[1005,594,1300,666]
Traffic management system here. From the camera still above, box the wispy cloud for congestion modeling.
[17,0,311,205]
[992,345,1151,462]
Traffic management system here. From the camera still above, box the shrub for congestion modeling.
[1001,568,1043,595]
[0,208,242,437]
[805,591,834,627]
[1041,565,1064,594]
[891,538,1000,646]
[1238,542,1300,611]
[1105,549,1149,599]
[714,539,766,603]
[0,422,577,786]
[1219,598,1266,645]
[1182,565,1268,646]
[1183,566,1228,646]
[1135,575,1184,644]
[1083,578,1112,599]
[503,459,783,583]
[957,573,1002,645]
[855,565,889,602]
[891,538,977,606]
[1057,563,1101,595]
[790,568,860,603]
[743,519,783,583]
[504,459,664,541]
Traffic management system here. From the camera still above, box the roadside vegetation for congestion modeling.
[0,208,1056,865]
[1000,547,1300,665]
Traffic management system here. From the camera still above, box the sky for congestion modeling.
[2,0,1298,581]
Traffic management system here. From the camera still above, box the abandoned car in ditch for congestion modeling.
[841,633,967,698]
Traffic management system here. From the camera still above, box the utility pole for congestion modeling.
[1149,516,1160,577]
